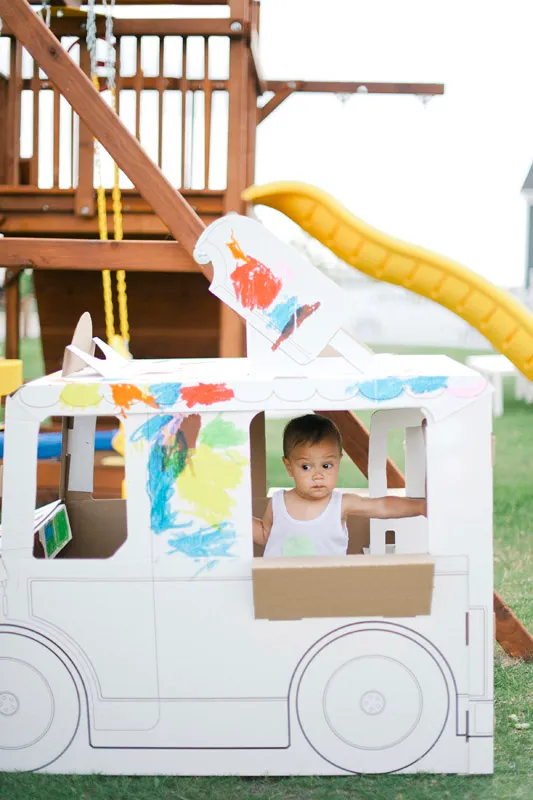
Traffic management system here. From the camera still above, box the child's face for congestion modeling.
[283,438,342,500]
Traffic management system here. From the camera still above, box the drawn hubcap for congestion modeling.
[0,692,19,716]
[360,690,386,715]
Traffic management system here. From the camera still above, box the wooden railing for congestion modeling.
[0,32,231,203]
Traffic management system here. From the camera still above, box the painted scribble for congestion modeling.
[59,384,102,410]
[345,376,449,401]
[132,414,200,534]
[180,383,235,408]
[226,232,282,310]
[148,383,182,409]
[133,413,248,562]
[112,383,159,417]
[272,301,321,350]
[177,443,248,526]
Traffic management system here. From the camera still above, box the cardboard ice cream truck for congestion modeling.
[0,216,493,775]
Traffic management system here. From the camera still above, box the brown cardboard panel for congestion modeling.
[252,554,435,620]
[60,491,127,559]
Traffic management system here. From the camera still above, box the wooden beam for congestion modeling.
[22,78,229,93]
[265,80,445,96]
[4,18,249,38]
[0,0,208,268]
[0,212,218,237]
[317,410,405,488]
[0,239,198,272]
[494,591,533,661]
[259,87,295,123]
[0,188,225,216]
[29,1,81,6]
[29,1,229,4]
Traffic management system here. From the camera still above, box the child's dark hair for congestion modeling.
[283,414,342,458]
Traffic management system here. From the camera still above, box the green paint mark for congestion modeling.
[199,415,247,450]
[282,535,316,557]
[54,510,69,545]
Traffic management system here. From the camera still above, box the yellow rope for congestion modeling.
[92,77,130,355]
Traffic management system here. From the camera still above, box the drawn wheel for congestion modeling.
[0,632,80,771]
[296,628,450,773]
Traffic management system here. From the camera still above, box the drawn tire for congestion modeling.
[0,632,80,771]
[296,627,450,773]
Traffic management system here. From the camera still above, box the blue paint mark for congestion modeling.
[149,383,182,409]
[131,415,174,443]
[345,382,360,396]
[359,378,405,401]
[347,375,449,401]
[167,521,237,559]
[407,376,448,394]
[132,414,193,535]
[265,295,298,332]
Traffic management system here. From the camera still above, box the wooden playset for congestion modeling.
[0,0,532,777]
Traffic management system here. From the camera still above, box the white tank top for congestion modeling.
[263,490,348,558]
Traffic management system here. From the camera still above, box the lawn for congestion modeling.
[0,342,532,799]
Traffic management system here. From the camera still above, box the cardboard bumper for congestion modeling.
[252,554,435,620]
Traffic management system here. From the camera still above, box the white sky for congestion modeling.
[254,0,533,288]
[6,2,533,287]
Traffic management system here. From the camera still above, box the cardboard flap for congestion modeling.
[194,214,353,366]
[252,554,435,620]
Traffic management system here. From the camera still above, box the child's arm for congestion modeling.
[342,493,427,520]
[253,499,274,546]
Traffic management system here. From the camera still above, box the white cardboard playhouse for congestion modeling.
[0,215,493,775]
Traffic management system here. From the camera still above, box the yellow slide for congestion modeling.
[242,181,533,381]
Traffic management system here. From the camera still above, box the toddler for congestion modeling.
[253,414,426,558]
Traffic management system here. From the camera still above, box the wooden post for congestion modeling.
[0,0,206,265]
[220,0,252,357]
[0,75,7,183]
[6,39,22,186]
[4,268,21,360]
[75,40,95,217]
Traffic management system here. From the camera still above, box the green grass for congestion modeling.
[0,344,532,799]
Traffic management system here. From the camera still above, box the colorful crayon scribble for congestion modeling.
[180,383,235,408]
[227,232,282,310]
[133,413,248,562]
[177,443,248,526]
[60,384,102,410]
[112,383,159,417]
[272,301,321,350]
[345,376,449,401]
[148,383,182,409]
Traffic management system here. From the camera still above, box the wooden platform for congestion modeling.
[0,188,223,238]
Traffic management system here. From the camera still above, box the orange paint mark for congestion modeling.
[226,232,247,261]
[111,383,159,417]
[226,231,282,310]
[180,383,235,408]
